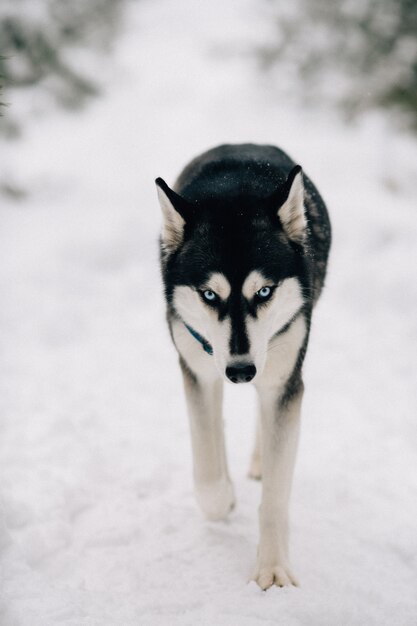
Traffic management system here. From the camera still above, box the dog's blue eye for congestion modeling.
[203,290,217,302]
[257,286,271,299]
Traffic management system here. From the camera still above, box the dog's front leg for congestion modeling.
[180,360,235,521]
[253,383,303,590]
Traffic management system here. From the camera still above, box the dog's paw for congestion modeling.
[195,479,235,521]
[252,564,298,590]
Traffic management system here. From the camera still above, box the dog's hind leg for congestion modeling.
[252,382,303,590]
[248,412,262,480]
[180,359,235,521]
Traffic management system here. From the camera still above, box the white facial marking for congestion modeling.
[172,283,231,378]
[245,277,304,377]
[255,315,307,389]
[242,270,272,300]
[263,277,303,334]
[173,273,304,383]
[204,273,231,301]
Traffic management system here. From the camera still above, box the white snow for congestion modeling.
[1,0,417,624]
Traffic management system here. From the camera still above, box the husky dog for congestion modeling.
[155,144,331,590]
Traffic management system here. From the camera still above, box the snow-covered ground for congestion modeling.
[1,1,417,624]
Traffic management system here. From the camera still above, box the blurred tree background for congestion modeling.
[2,0,416,137]
[1,0,416,197]
[0,0,125,138]
[256,0,417,130]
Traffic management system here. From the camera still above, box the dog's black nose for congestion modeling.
[226,363,257,383]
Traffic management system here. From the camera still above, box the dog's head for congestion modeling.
[156,166,311,384]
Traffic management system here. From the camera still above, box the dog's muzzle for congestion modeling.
[225,362,256,384]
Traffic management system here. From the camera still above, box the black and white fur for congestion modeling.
[156,144,331,590]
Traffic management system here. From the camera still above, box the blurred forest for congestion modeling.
[1,0,416,142]
[0,0,125,138]
[257,0,417,130]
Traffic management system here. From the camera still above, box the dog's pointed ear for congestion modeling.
[155,178,193,251]
[272,166,307,243]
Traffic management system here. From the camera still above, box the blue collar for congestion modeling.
[184,323,213,355]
